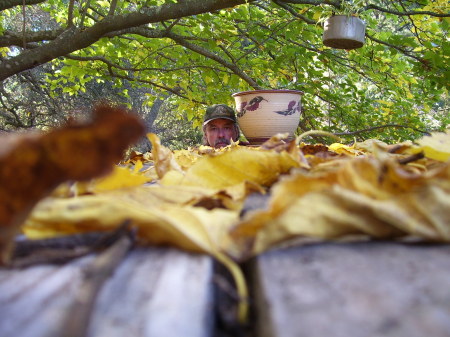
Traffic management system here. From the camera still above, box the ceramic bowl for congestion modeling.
[232,89,303,144]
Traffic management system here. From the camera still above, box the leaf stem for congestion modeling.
[215,252,249,324]
[296,130,342,144]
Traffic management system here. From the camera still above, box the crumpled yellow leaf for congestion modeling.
[163,146,299,189]
[23,180,252,248]
[329,142,363,156]
[27,195,235,250]
[92,166,151,192]
[354,138,389,152]
[173,149,201,170]
[149,133,301,190]
[414,129,450,162]
[232,157,450,258]
[51,165,154,197]
[148,133,182,178]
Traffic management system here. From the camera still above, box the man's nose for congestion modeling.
[217,128,226,136]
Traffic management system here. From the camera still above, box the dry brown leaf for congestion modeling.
[0,104,145,263]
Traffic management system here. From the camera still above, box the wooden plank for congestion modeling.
[87,247,214,337]
[0,247,214,337]
[0,256,90,337]
[252,242,450,337]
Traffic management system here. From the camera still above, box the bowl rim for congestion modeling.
[232,89,304,97]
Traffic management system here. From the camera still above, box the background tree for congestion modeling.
[0,0,448,146]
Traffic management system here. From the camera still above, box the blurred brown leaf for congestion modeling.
[0,104,145,263]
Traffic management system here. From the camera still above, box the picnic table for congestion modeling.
[1,239,450,337]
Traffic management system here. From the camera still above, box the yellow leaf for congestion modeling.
[173,149,201,170]
[415,129,450,162]
[172,147,299,189]
[223,73,230,85]
[312,11,322,20]
[133,160,144,173]
[328,142,362,156]
[93,166,150,192]
[148,133,183,178]
[232,157,450,258]
[376,99,394,107]
[23,192,249,322]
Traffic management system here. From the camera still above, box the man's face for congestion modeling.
[205,118,237,148]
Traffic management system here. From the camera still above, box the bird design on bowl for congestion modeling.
[274,100,300,116]
[237,96,267,117]
[237,97,300,118]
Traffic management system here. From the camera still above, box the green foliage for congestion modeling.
[0,0,448,146]
[153,108,203,150]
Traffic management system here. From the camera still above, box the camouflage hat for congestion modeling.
[203,104,237,126]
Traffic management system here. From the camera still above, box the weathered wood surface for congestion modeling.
[253,242,450,337]
[0,247,214,337]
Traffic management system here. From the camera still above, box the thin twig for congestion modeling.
[366,33,425,64]
[108,0,118,16]
[273,0,316,24]
[364,4,450,17]
[79,0,92,28]
[333,124,431,136]
[68,0,75,26]
[22,0,26,48]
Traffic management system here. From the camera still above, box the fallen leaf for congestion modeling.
[165,146,300,189]
[173,149,202,170]
[328,142,363,156]
[413,129,450,162]
[92,166,151,192]
[148,133,183,178]
[0,104,145,263]
[232,156,450,258]
[22,191,250,321]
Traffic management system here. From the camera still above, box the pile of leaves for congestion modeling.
[1,110,449,321]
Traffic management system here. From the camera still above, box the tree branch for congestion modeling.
[366,32,426,64]
[67,53,221,74]
[333,124,431,136]
[124,25,261,89]
[364,4,450,17]
[22,0,26,48]
[0,0,45,11]
[278,0,450,17]
[273,0,316,24]
[108,0,118,16]
[281,0,340,6]
[0,0,250,81]
[0,29,65,47]
[68,0,75,27]
[167,31,261,89]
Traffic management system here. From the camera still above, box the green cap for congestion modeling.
[203,104,237,126]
